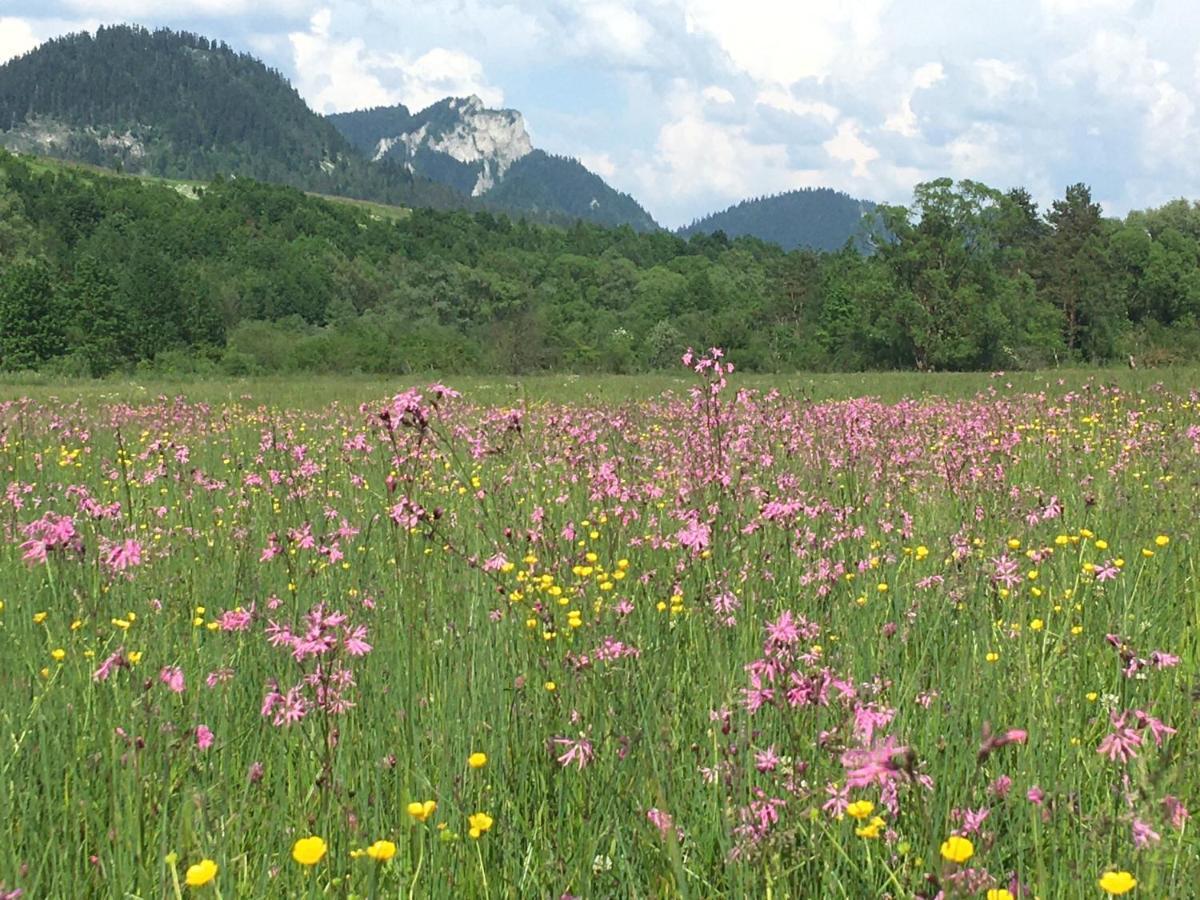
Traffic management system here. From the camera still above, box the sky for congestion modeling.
[2,0,1199,228]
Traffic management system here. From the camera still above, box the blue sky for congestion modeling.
[2,0,1199,227]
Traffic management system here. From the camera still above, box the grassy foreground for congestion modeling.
[1,363,1198,897]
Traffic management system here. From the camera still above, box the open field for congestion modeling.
[1,363,1198,897]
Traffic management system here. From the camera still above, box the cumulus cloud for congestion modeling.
[0,17,40,64]
[681,0,892,84]
[56,0,314,15]
[883,62,945,137]
[823,120,880,177]
[287,7,502,113]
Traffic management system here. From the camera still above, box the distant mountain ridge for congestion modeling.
[0,25,464,210]
[678,188,876,252]
[327,99,658,231]
[0,25,659,230]
[0,24,879,247]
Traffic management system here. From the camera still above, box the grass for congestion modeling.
[6,150,412,220]
[0,367,1197,897]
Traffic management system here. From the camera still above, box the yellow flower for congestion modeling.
[33,611,48,624]
[1029,619,1044,632]
[846,800,875,820]
[1098,871,1136,895]
[544,681,556,692]
[468,752,487,769]
[51,648,66,662]
[1154,534,1169,547]
[292,836,327,866]
[184,858,218,887]
[986,890,1014,900]
[365,840,396,862]
[940,835,974,864]
[855,816,886,839]
[468,811,494,839]
[985,652,999,663]
[407,800,437,823]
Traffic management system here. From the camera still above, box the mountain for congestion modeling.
[328,97,658,231]
[0,26,471,210]
[678,188,876,252]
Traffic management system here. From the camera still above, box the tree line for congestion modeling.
[2,151,1199,376]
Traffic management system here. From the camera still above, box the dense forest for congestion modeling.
[2,150,1199,376]
[679,189,874,252]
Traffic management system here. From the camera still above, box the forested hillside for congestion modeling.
[679,188,875,251]
[0,26,465,210]
[0,26,661,231]
[2,152,1198,376]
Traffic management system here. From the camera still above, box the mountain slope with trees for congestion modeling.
[327,102,659,230]
[0,25,465,209]
[678,188,875,251]
[0,26,662,231]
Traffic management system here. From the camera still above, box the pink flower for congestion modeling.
[217,606,254,632]
[754,746,781,773]
[646,808,681,841]
[159,666,186,694]
[92,648,126,682]
[196,725,214,751]
[1162,795,1190,830]
[676,517,711,552]
[1131,817,1160,849]
[102,538,142,573]
[342,625,372,656]
[1097,711,1147,763]
[551,734,595,770]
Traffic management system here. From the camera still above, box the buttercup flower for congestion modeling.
[292,836,327,866]
[407,800,437,822]
[468,812,494,839]
[366,839,396,862]
[1098,871,1136,895]
[940,835,974,863]
[184,858,218,887]
[846,800,875,820]
[468,752,487,769]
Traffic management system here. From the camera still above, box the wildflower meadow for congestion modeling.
[2,356,1198,898]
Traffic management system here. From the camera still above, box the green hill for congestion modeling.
[678,188,875,251]
[0,25,464,209]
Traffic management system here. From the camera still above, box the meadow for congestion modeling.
[1,358,1198,898]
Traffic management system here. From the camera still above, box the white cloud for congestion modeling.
[681,0,892,84]
[823,119,879,177]
[883,61,944,137]
[573,2,654,62]
[57,0,314,15]
[628,81,823,222]
[754,88,838,122]
[0,15,103,65]
[1040,0,1136,15]
[0,17,40,64]
[946,122,1004,174]
[577,150,616,179]
[973,58,1032,100]
[702,85,735,104]
[287,7,501,113]
[1056,30,1197,173]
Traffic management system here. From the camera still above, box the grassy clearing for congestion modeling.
[0,365,1197,897]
